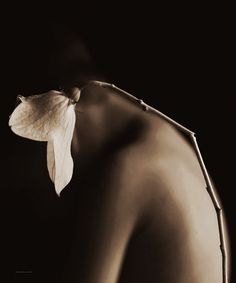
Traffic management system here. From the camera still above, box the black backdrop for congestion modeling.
[2,5,234,282]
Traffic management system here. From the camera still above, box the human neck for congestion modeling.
[72,83,150,164]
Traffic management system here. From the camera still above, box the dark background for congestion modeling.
[1,4,234,282]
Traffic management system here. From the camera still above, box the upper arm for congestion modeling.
[65,155,144,283]
[83,178,138,283]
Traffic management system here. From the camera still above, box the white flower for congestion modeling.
[9,89,80,196]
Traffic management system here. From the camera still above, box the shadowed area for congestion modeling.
[1,8,234,283]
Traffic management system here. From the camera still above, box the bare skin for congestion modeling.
[56,82,225,283]
[11,82,228,282]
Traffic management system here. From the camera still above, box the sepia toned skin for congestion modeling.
[56,83,226,283]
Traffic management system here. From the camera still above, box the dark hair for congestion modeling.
[47,22,106,89]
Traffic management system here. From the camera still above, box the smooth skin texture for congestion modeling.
[58,83,225,283]
[11,83,228,283]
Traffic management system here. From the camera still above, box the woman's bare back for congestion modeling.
[61,83,224,282]
[13,83,225,282]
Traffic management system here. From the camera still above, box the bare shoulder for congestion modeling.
[112,119,213,223]
[113,119,202,189]
[106,122,178,212]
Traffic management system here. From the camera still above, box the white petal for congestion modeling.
[9,90,78,195]
[47,107,76,196]
[9,91,70,141]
